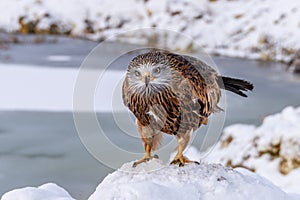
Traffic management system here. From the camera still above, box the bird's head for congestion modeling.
[126,51,172,92]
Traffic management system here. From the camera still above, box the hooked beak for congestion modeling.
[144,75,150,87]
[143,72,150,87]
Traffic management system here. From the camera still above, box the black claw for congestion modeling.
[194,161,200,165]
[132,155,160,168]
[170,160,177,165]
[132,162,137,168]
[179,162,184,167]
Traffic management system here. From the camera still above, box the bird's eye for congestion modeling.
[135,70,141,77]
[154,67,160,74]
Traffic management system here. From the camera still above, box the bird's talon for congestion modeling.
[153,154,159,159]
[132,162,138,168]
[132,154,159,167]
[170,156,200,167]
[170,159,178,165]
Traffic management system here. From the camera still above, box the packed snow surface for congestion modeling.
[4,160,299,200]
[88,159,299,200]
[4,161,297,200]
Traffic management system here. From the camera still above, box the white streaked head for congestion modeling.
[126,52,172,93]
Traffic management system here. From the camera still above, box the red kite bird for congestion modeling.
[122,50,253,167]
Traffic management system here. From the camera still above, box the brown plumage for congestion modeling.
[122,49,253,167]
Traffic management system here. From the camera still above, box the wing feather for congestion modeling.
[166,53,221,117]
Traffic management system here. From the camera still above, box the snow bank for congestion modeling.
[1,0,300,66]
[89,159,299,200]
[1,183,74,200]
[204,106,300,195]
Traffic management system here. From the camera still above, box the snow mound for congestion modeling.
[205,106,300,195]
[88,159,299,200]
[1,183,75,200]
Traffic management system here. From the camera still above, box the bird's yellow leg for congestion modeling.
[170,144,200,167]
[132,144,159,167]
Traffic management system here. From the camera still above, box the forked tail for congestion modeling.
[217,76,254,97]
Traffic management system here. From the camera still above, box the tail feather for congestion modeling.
[218,76,254,97]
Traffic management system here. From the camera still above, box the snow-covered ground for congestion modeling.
[204,106,300,195]
[89,160,300,200]
[1,183,75,200]
[1,0,300,68]
[2,160,300,200]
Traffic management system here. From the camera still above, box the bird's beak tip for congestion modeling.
[143,71,151,87]
[145,76,150,87]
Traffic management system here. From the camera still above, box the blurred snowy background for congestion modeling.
[1,0,300,71]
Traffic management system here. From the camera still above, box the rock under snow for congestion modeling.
[204,106,300,195]
[88,159,299,200]
[1,183,75,200]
